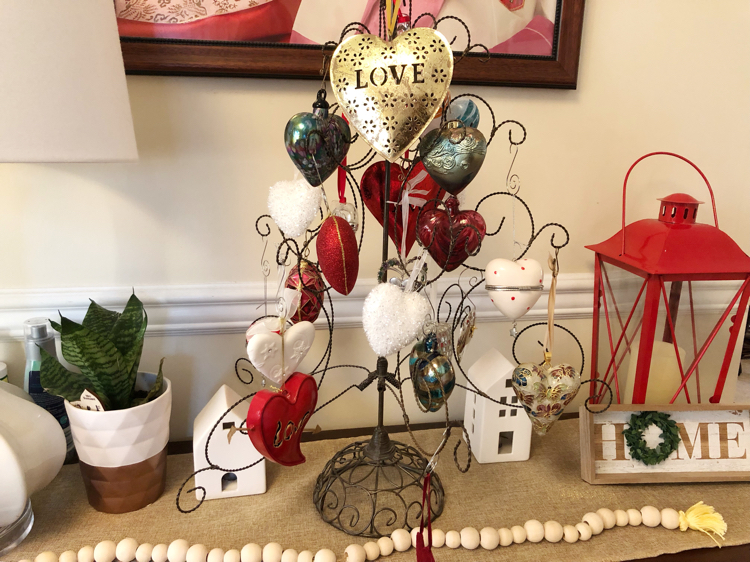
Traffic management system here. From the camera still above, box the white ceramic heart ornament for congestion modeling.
[485,258,544,321]
[511,361,580,436]
[362,283,431,357]
[246,320,315,386]
[267,177,321,238]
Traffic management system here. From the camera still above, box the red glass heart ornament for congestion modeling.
[246,373,318,466]
[316,215,359,295]
[285,261,325,323]
[361,161,444,256]
[417,197,486,271]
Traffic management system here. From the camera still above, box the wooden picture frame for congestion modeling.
[119,0,585,88]
[579,404,750,485]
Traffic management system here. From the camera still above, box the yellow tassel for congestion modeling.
[678,501,727,547]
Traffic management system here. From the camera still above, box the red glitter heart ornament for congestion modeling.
[361,161,444,256]
[417,197,487,271]
[316,215,359,295]
[246,373,318,466]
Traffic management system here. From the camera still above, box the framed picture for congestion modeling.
[118,0,584,88]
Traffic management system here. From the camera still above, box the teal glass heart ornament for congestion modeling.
[284,90,351,187]
[409,324,455,412]
[419,120,487,195]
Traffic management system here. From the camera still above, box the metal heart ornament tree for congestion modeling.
[330,28,454,162]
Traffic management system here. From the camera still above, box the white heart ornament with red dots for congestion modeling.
[484,258,544,321]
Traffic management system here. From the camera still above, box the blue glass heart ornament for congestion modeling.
[284,90,351,187]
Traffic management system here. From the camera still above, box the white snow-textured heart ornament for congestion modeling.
[246,319,315,386]
[267,177,321,238]
[363,283,431,357]
[329,27,453,162]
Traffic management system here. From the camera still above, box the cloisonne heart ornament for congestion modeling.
[329,27,454,162]
[510,252,581,435]
[284,89,351,186]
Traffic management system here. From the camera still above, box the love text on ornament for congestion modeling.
[354,63,426,89]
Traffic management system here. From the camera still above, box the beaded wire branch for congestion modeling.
[175,0,612,518]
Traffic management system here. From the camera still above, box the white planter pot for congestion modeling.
[64,373,171,513]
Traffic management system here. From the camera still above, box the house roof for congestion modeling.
[193,384,248,443]
[467,348,515,395]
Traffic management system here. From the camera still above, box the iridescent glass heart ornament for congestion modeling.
[409,323,455,413]
[330,28,453,162]
[284,89,351,186]
[511,361,580,435]
[419,121,487,195]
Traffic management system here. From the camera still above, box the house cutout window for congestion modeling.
[223,421,234,430]
[221,472,238,492]
[499,409,506,418]
[505,379,513,388]
[498,431,514,454]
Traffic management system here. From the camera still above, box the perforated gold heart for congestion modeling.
[330,28,453,162]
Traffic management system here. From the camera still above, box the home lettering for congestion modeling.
[355,63,425,89]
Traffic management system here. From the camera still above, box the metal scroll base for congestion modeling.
[313,357,445,538]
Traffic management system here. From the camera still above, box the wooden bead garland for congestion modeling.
[20,503,727,562]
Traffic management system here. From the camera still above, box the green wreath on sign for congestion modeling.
[622,411,681,466]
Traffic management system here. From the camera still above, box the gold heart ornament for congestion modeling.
[330,28,453,162]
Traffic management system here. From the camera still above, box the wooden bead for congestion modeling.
[136,544,154,562]
[313,549,336,562]
[563,525,579,544]
[224,550,241,562]
[363,542,380,561]
[35,552,56,562]
[614,510,629,527]
[297,552,313,562]
[241,544,262,562]
[94,541,117,562]
[479,527,499,550]
[575,523,593,541]
[262,543,282,562]
[430,529,445,548]
[543,521,564,543]
[582,512,604,535]
[60,551,77,562]
[391,529,411,552]
[167,541,190,562]
[208,550,225,562]
[596,508,616,530]
[510,525,526,544]
[460,528,480,550]
[344,545,366,562]
[627,508,642,526]
[444,531,461,549]
[280,549,298,562]
[523,520,544,543]
[152,544,169,562]
[187,544,209,562]
[641,506,661,528]
[498,528,513,547]
[661,508,680,530]
[376,537,393,557]
[117,538,139,562]
[77,546,95,562]
[410,528,425,548]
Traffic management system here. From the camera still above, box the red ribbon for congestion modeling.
[416,472,434,562]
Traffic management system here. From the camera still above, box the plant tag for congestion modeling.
[70,389,105,411]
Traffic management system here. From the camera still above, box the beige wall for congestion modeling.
[0,1,748,439]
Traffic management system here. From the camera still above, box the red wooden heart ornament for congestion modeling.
[246,373,318,466]
[361,161,444,256]
[417,196,487,271]
[316,215,359,295]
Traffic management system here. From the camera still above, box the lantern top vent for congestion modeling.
[657,193,702,225]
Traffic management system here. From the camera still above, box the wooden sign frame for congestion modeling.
[580,404,750,484]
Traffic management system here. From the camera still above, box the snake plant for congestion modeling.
[40,293,163,411]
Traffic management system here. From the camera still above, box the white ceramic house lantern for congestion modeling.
[464,349,532,463]
[193,385,266,500]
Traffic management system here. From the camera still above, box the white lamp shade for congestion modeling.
[0,0,138,162]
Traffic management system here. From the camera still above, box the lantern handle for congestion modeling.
[621,152,718,256]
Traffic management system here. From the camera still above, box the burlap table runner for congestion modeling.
[10,420,749,562]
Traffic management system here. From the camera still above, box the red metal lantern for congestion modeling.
[586,152,750,405]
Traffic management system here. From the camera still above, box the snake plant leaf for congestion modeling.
[109,294,146,392]
[131,358,164,407]
[57,315,132,410]
[82,299,121,338]
[38,347,112,410]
